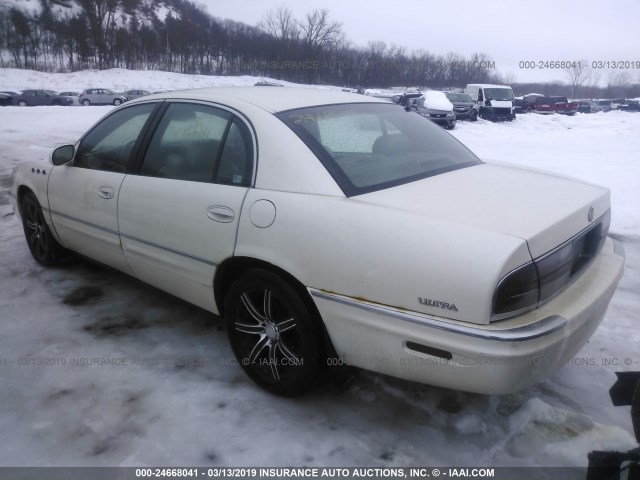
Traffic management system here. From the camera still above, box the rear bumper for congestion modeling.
[311,237,624,394]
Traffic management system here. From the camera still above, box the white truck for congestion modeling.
[465,84,516,121]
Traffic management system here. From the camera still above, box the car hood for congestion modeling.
[451,101,474,107]
[356,162,610,259]
[488,100,513,108]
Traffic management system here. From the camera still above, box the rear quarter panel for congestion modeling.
[234,188,532,324]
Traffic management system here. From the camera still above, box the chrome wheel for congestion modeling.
[237,289,299,381]
[226,269,321,396]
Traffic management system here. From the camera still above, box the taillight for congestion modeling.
[492,210,611,321]
[493,262,539,318]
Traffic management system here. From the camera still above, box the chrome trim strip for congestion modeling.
[48,208,217,267]
[309,289,567,342]
[119,233,217,267]
[48,208,119,236]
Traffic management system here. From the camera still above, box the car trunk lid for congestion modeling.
[357,162,610,259]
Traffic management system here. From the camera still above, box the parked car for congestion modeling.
[595,100,613,112]
[513,96,528,114]
[464,84,515,121]
[11,88,624,396]
[254,81,284,87]
[392,91,456,129]
[578,101,604,113]
[523,95,556,114]
[550,96,579,115]
[611,99,626,110]
[619,99,640,112]
[412,91,456,129]
[444,91,478,121]
[0,91,18,106]
[13,89,75,107]
[59,91,80,106]
[79,88,128,106]
[123,89,151,100]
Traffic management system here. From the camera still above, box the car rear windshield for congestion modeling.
[277,103,482,196]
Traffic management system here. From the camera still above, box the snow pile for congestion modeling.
[422,90,453,111]
[0,68,316,96]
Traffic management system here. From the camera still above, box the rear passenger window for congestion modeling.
[140,103,253,186]
[216,119,253,186]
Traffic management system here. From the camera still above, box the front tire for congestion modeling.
[225,269,322,396]
[17,100,27,107]
[82,99,91,106]
[21,192,66,266]
[113,98,122,106]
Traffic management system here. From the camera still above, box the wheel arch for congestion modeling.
[17,184,34,208]
[214,256,334,357]
[215,256,311,316]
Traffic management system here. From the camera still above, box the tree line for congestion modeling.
[0,0,505,88]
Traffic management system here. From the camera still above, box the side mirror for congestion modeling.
[51,145,75,165]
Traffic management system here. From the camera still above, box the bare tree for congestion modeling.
[299,9,343,51]
[564,60,590,98]
[259,5,298,41]
[502,71,517,85]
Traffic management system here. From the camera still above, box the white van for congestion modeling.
[465,84,515,121]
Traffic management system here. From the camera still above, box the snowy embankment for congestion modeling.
[0,69,638,471]
[0,67,321,93]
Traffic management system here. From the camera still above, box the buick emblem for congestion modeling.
[588,207,594,222]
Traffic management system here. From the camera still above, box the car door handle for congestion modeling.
[98,185,114,199]
[207,206,235,223]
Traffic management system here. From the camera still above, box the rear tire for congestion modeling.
[21,192,67,266]
[225,269,322,396]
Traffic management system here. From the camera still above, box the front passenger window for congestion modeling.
[75,103,156,173]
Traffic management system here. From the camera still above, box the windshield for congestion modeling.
[483,88,514,101]
[277,103,482,196]
[446,93,473,102]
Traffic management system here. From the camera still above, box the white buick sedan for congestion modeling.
[10,87,625,396]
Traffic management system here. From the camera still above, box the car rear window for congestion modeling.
[277,103,482,196]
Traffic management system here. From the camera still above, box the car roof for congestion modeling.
[130,87,387,113]
[466,84,512,89]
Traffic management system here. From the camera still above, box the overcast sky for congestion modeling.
[195,0,640,85]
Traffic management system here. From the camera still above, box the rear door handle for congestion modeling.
[98,185,114,199]
[207,206,235,223]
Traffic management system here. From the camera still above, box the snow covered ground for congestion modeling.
[0,69,639,472]
[0,67,320,94]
